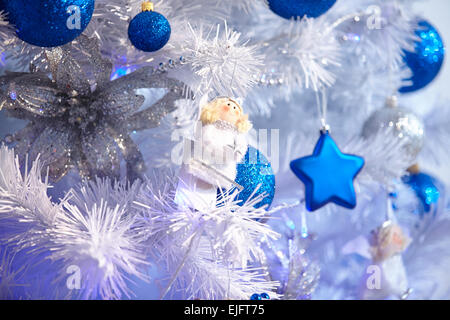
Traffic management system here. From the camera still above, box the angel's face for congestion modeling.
[218,99,242,126]
[371,223,411,261]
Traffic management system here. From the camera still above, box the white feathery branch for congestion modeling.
[0,147,151,299]
[176,22,264,97]
[262,16,341,92]
[344,128,412,184]
[134,174,281,299]
[0,147,62,247]
[0,10,9,37]
[50,199,150,299]
[0,250,28,299]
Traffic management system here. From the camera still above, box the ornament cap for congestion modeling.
[142,1,154,12]
[385,95,398,108]
[320,124,330,134]
[320,118,330,134]
[407,163,420,174]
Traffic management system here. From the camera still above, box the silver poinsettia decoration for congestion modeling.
[0,35,189,182]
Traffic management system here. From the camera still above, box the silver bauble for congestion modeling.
[362,99,425,163]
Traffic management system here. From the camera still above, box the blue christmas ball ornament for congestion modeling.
[260,292,270,299]
[128,2,171,52]
[399,20,445,93]
[268,0,337,20]
[235,146,276,210]
[1,0,95,47]
[250,292,270,300]
[402,171,443,217]
[250,293,262,300]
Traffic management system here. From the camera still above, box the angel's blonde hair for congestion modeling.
[200,97,252,133]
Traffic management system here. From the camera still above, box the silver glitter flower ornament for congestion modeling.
[0,35,189,182]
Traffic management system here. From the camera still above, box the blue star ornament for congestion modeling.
[290,132,365,211]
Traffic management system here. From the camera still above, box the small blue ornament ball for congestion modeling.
[235,146,276,210]
[400,20,445,93]
[250,292,270,300]
[402,171,443,217]
[268,0,337,20]
[250,293,262,300]
[128,8,171,52]
[2,0,95,47]
[260,292,270,299]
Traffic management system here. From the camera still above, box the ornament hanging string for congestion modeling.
[385,185,397,222]
[300,207,309,238]
[230,58,238,93]
[315,87,329,132]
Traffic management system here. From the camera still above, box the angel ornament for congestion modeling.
[174,97,252,211]
[343,220,412,300]
[362,221,412,300]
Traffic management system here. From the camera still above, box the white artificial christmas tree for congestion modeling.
[0,0,449,300]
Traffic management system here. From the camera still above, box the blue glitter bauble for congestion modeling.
[268,0,336,20]
[235,146,276,210]
[402,172,443,217]
[399,20,445,93]
[128,10,171,52]
[2,0,95,47]
[260,292,270,299]
[250,293,262,300]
